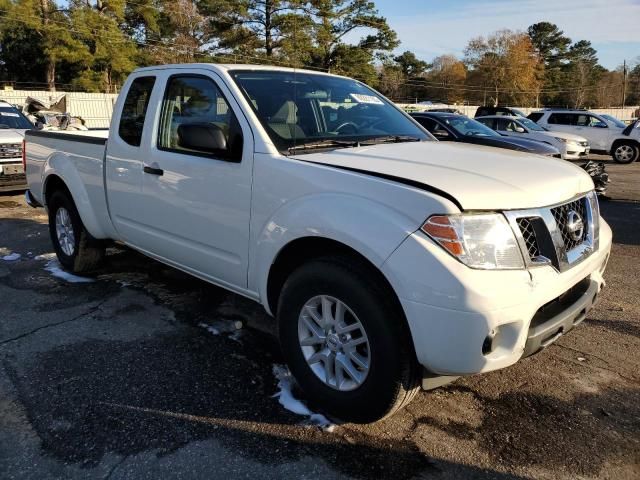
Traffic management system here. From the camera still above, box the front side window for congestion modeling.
[230,70,429,153]
[588,115,608,128]
[158,75,242,160]
[496,118,514,131]
[119,76,156,146]
[576,115,607,128]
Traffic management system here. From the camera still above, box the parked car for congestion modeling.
[475,106,526,118]
[476,115,590,160]
[0,100,33,192]
[25,64,611,423]
[528,109,640,163]
[411,112,562,157]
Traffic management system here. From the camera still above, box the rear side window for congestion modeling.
[548,113,576,125]
[527,112,543,122]
[119,76,156,146]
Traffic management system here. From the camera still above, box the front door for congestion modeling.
[123,71,254,289]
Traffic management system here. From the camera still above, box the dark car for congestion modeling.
[474,106,526,118]
[411,112,561,157]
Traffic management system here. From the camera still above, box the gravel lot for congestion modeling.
[0,155,638,479]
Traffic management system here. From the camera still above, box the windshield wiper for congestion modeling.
[286,135,422,154]
[287,139,361,153]
[358,135,422,145]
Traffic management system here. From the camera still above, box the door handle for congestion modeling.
[143,165,164,176]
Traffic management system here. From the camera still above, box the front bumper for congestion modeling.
[381,219,612,376]
[0,162,26,192]
[563,144,590,160]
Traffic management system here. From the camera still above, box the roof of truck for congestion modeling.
[133,63,338,77]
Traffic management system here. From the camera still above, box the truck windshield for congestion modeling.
[230,70,430,153]
[0,107,33,129]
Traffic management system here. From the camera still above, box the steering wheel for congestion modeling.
[334,122,359,134]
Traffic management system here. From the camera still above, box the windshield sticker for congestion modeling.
[0,112,19,117]
[349,93,384,105]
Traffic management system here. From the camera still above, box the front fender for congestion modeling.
[249,192,421,313]
[43,153,114,239]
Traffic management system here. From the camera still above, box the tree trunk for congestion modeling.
[40,0,55,91]
[265,0,273,56]
[46,61,56,92]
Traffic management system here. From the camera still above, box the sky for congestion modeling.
[367,0,640,70]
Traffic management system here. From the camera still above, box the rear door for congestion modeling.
[106,74,157,242]
[132,71,254,289]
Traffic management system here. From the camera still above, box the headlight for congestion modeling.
[421,214,524,269]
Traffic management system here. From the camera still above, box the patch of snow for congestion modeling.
[272,364,335,431]
[199,319,243,334]
[2,253,21,261]
[199,322,221,335]
[44,260,95,283]
[34,252,56,260]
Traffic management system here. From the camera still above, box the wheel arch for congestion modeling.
[266,236,405,323]
[41,170,111,239]
[611,137,640,153]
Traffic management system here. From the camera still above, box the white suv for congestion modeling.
[528,109,640,164]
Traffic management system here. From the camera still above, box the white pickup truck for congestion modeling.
[25,64,612,423]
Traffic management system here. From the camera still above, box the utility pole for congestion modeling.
[622,59,627,109]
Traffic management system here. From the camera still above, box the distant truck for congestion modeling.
[0,100,33,192]
[25,64,612,422]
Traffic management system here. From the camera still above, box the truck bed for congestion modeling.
[24,128,115,239]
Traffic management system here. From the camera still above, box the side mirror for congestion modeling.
[515,126,526,133]
[178,123,228,155]
[433,129,450,140]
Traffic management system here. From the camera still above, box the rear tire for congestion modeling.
[48,190,104,273]
[611,142,639,164]
[277,255,420,423]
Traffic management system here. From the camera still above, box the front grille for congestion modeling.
[0,143,22,159]
[551,198,588,251]
[517,217,540,258]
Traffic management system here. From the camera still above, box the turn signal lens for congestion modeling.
[420,213,525,270]
[421,216,465,256]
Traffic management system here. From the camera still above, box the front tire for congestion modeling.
[277,256,420,423]
[611,142,639,164]
[48,190,104,273]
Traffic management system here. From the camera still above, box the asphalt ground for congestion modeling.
[0,154,638,479]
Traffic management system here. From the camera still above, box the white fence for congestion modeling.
[0,90,117,128]
[1,88,637,128]
[398,104,640,122]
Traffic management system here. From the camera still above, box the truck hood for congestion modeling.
[294,141,594,211]
[0,129,26,143]
[540,130,588,143]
